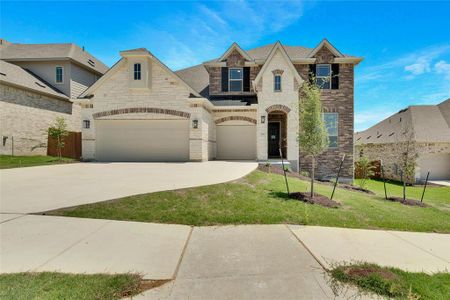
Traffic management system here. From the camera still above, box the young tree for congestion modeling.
[298,80,329,198]
[395,126,418,200]
[356,148,376,190]
[48,117,69,161]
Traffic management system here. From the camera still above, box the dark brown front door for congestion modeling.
[268,122,280,157]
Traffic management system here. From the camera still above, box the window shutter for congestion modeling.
[331,64,339,89]
[243,67,250,91]
[309,64,316,84]
[221,67,229,92]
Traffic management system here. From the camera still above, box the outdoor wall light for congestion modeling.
[261,116,266,123]
[192,119,199,129]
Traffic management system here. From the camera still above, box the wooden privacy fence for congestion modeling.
[354,160,381,179]
[47,131,82,159]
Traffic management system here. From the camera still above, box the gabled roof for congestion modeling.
[0,39,108,74]
[175,64,209,98]
[253,42,303,90]
[355,99,450,145]
[0,60,68,100]
[307,38,343,58]
[80,48,202,98]
[217,42,253,62]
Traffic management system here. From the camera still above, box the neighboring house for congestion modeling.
[78,40,362,180]
[355,99,450,182]
[0,39,108,155]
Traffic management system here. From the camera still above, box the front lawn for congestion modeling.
[0,272,145,299]
[0,155,75,169]
[47,170,450,232]
[330,263,450,300]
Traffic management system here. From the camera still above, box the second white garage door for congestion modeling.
[216,125,256,160]
[96,119,189,161]
[418,153,450,180]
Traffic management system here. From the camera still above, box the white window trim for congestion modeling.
[323,112,338,148]
[229,67,243,92]
[134,63,141,81]
[274,74,282,92]
[316,64,331,90]
[55,66,64,84]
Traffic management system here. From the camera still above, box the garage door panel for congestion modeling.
[418,153,450,180]
[96,120,189,162]
[216,125,256,160]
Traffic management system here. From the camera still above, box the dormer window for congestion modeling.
[274,74,282,92]
[229,68,243,92]
[134,63,141,80]
[55,66,63,83]
[316,64,331,89]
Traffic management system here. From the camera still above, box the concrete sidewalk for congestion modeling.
[0,214,191,279]
[289,225,450,274]
[0,161,257,214]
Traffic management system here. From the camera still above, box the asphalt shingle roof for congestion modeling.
[0,60,68,99]
[0,39,108,74]
[355,99,450,145]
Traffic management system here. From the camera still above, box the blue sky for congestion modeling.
[2,1,450,131]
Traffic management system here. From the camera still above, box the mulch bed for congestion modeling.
[386,196,427,207]
[289,192,340,208]
[258,165,375,194]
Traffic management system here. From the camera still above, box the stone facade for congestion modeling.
[81,52,215,162]
[0,84,81,155]
[356,142,450,182]
[295,48,355,180]
[255,48,300,170]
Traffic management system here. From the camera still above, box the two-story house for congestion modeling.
[0,39,108,155]
[78,40,362,180]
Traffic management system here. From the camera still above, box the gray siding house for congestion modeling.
[0,39,108,155]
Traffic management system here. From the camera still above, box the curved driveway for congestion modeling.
[0,161,257,213]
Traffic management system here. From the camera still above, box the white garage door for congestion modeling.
[216,125,256,160]
[418,153,450,180]
[96,119,189,161]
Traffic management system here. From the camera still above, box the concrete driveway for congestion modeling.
[0,161,257,213]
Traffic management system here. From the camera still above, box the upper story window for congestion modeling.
[316,64,331,89]
[323,112,338,148]
[55,66,63,83]
[229,68,243,92]
[134,63,141,80]
[274,74,282,92]
[83,120,90,129]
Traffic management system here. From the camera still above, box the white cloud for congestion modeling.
[127,0,305,70]
[434,60,450,79]
[404,59,430,75]
[358,44,450,83]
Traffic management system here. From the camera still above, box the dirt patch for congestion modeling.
[337,184,375,194]
[387,196,427,207]
[345,266,398,281]
[137,279,171,293]
[289,192,340,208]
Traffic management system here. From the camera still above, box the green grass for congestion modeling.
[355,178,450,210]
[0,272,142,300]
[0,155,75,169]
[330,263,450,299]
[48,170,450,232]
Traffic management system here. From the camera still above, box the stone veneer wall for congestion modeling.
[355,142,450,182]
[295,47,355,180]
[83,57,214,161]
[0,84,81,155]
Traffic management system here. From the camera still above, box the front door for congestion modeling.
[268,122,280,157]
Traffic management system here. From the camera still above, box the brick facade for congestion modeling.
[295,48,355,180]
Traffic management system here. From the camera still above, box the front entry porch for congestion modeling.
[267,111,287,159]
